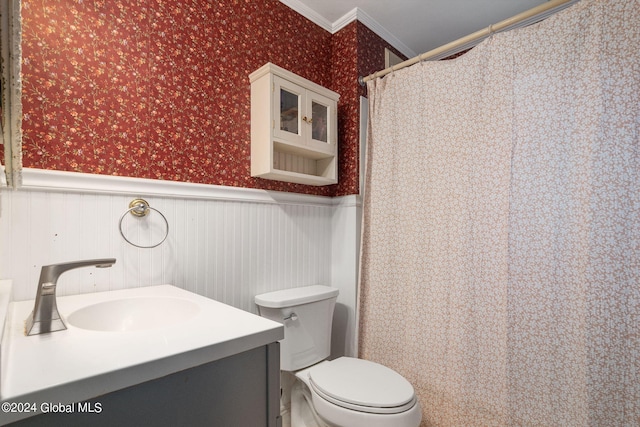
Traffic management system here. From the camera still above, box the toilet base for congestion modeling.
[280,372,294,427]
[292,378,329,427]
[281,370,329,427]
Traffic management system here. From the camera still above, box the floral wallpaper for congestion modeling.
[357,21,405,97]
[330,21,360,196]
[18,0,400,196]
[330,21,406,196]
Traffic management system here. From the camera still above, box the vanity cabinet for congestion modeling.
[7,343,281,427]
[250,63,339,186]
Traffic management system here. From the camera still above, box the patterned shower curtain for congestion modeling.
[359,1,639,425]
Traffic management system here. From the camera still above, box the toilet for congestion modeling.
[255,285,422,427]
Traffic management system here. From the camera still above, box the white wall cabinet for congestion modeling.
[250,63,339,186]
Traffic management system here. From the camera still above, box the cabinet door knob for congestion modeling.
[302,116,313,124]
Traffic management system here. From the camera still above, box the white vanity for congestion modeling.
[0,282,283,426]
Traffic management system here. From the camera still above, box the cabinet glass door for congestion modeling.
[311,101,328,143]
[307,90,335,147]
[280,88,299,135]
[274,76,305,145]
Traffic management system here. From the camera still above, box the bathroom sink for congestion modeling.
[1,284,284,425]
[67,296,200,332]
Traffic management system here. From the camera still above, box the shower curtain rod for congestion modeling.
[358,0,579,85]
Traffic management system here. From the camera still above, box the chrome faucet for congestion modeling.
[25,258,116,336]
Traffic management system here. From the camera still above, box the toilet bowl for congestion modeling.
[298,358,421,427]
[255,285,421,427]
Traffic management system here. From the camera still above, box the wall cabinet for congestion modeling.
[250,63,339,186]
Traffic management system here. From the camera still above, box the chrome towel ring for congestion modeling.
[118,199,169,248]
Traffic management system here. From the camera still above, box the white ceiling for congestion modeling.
[281,0,563,58]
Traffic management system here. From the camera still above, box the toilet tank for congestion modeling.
[255,285,339,371]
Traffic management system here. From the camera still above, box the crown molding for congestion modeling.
[347,8,416,58]
[331,7,358,33]
[279,0,333,32]
[280,0,416,59]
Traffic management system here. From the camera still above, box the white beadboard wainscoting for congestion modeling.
[0,168,361,356]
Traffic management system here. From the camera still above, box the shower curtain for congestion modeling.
[359,1,639,425]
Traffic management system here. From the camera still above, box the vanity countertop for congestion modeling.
[0,283,283,424]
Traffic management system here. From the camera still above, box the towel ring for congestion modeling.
[119,199,169,248]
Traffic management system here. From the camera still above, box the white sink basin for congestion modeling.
[67,296,200,332]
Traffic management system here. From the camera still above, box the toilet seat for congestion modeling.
[308,357,417,415]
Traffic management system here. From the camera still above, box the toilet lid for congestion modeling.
[309,357,416,415]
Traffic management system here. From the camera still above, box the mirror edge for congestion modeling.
[1,0,22,189]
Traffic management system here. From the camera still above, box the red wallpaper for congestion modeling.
[331,21,360,196]
[357,21,406,96]
[19,0,401,196]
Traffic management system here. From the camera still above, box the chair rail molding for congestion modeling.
[2,167,334,207]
